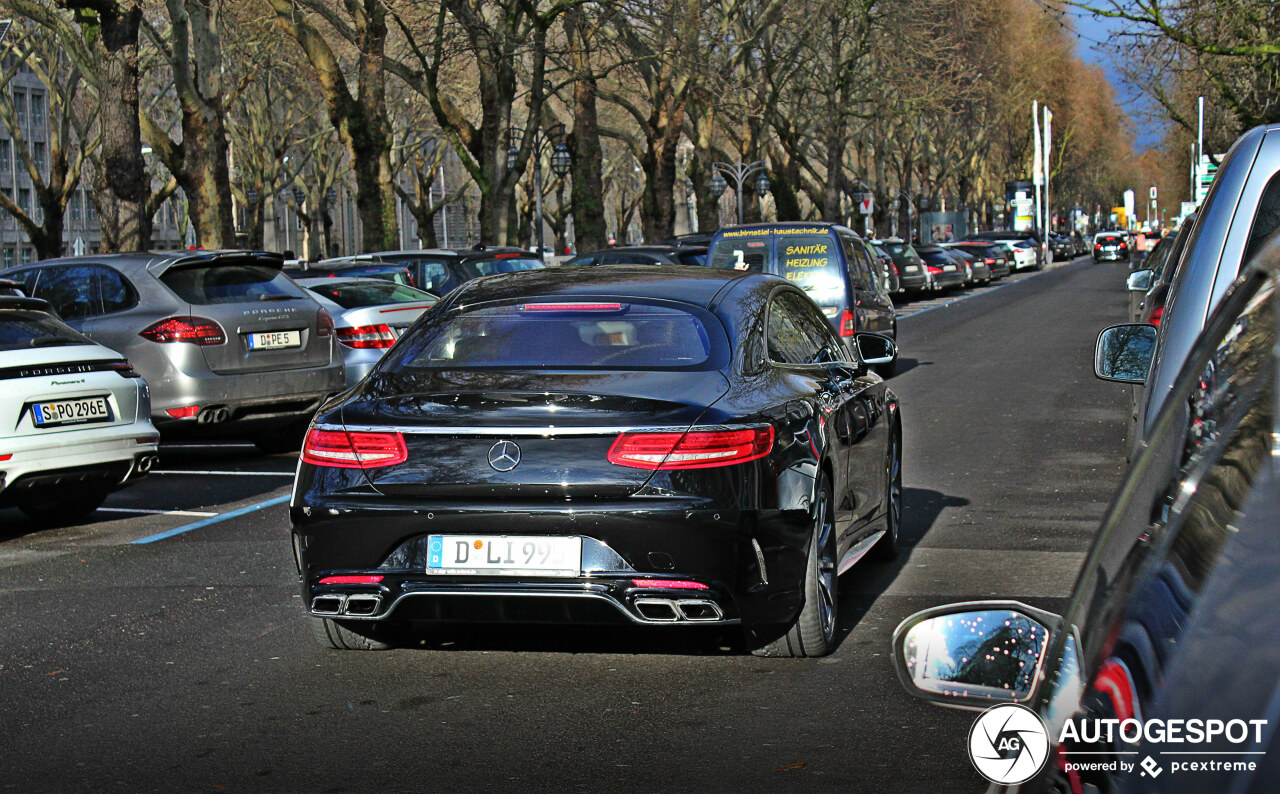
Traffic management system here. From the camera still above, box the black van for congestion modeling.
[707,223,897,343]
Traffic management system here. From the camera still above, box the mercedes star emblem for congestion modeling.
[487,440,521,472]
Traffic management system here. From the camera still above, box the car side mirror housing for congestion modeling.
[1094,323,1158,383]
[892,601,1059,710]
[1127,270,1154,292]
[855,333,897,366]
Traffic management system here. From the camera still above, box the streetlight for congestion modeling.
[711,160,767,225]
[507,124,571,256]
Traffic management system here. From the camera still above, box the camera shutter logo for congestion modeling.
[968,703,1051,785]
[488,440,521,472]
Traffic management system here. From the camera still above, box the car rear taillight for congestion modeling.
[926,265,943,274]
[631,579,709,590]
[301,428,407,469]
[984,258,995,265]
[838,309,856,337]
[1095,244,1102,250]
[336,324,396,349]
[1148,305,1164,326]
[317,308,334,338]
[139,316,226,345]
[106,360,142,378]
[1120,244,1127,250]
[607,427,774,470]
[166,405,200,418]
[319,575,385,585]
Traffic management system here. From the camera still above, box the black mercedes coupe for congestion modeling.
[290,265,902,657]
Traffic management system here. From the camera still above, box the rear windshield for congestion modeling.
[0,310,89,351]
[677,250,707,267]
[162,264,299,305]
[879,243,922,265]
[306,282,436,310]
[709,232,843,292]
[382,301,721,371]
[1098,235,1124,244]
[464,257,545,277]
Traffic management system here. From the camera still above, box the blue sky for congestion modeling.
[1069,9,1163,149]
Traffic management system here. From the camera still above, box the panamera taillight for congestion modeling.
[301,428,407,469]
[607,427,774,470]
[336,324,396,349]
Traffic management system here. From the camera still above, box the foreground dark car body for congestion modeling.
[291,266,901,656]
[893,239,1280,791]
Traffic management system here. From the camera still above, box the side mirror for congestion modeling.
[855,333,897,366]
[1126,270,1154,292]
[892,601,1059,710]
[1094,323,1157,383]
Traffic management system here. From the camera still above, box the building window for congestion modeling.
[17,187,30,214]
[29,91,44,130]
[69,192,82,223]
[2,248,12,268]
[12,90,25,129]
[32,141,46,172]
[0,139,9,172]
[21,247,33,264]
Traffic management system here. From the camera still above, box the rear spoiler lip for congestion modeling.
[146,250,286,276]
[0,295,56,313]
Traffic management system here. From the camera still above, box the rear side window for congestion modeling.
[0,310,89,351]
[162,264,297,304]
[383,301,722,371]
[306,282,436,310]
[1244,171,1280,264]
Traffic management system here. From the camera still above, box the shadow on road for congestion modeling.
[887,357,929,377]
[399,622,744,656]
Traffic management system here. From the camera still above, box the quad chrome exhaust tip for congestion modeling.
[633,597,724,623]
[311,593,383,618]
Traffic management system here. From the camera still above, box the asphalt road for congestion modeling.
[0,257,1131,793]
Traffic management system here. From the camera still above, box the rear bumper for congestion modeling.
[0,423,159,502]
[898,272,928,291]
[291,497,813,632]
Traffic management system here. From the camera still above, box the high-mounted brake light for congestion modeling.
[336,324,397,349]
[495,253,521,259]
[139,316,226,345]
[521,303,623,312]
[379,304,433,314]
[838,309,856,337]
[301,428,407,469]
[607,426,774,470]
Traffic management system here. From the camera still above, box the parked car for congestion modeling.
[938,245,992,285]
[947,241,1012,279]
[869,244,902,295]
[872,239,929,293]
[652,232,715,247]
[1092,231,1130,263]
[1124,219,1192,323]
[304,248,546,297]
[706,223,897,351]
[0,293,159,523]
[296,277,438,387]
[914,246,967,291]
[965,232,1041,270]
[285,261,415,288]
[2,251,346,451]
[1125,122,1280,462]
[292,265,901,656]
[892,237,1280,793]
[562,245,709,268]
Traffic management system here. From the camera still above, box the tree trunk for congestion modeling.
[565,10,606,253]
[76,2,151,251]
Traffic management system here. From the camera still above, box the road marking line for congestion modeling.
[130,495,291,545]
[98,507,219,517]
[898,258,1078,319]
[149,470,295,477]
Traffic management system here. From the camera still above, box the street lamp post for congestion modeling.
[711,160,768,225]
[507,124,572,256]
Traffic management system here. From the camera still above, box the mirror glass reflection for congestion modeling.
[901,610,1048,701]
[1095,324,1158,383]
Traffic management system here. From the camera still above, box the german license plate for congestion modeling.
[943,265,956,272]
[904,266,918,273]
[32,396,111,427]
[426,535,582,577]
[247,330,301,350]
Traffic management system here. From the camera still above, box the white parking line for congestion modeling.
[97,507,220,517]
[149,470,295,477]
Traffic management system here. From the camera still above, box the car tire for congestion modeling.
[872,426,902,562]
[751,477,837,658]
[309,617,402,651]
[18,486,111,525]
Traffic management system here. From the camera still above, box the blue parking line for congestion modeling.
[130,495,291,545]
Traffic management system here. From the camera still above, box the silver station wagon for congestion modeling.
[2,251,346,452]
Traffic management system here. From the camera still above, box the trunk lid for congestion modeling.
[340,369,729,499]
[156,256,332,375]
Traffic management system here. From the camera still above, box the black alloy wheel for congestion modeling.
[751,477,837,658]
[872,427,902,561]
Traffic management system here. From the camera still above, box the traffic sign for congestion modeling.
[859,196,874,215]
